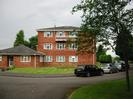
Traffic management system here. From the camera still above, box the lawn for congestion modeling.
[70,78,133,99]
[9,67,75,74]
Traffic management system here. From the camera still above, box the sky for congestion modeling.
[0,0,81,49]
[0,0,133,57]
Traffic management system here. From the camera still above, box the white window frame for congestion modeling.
[40,56,44,62]
[0,56,2,61]
[69,32,78,37]
[44,43,53,50]
[20,56,31,62]
[44,56,53,62]
[44,32,52,37]
[56,43,65,50]
[56,32,65,37]
[69,43,78,50]
[69,56,78,62]
[56,56,65,62]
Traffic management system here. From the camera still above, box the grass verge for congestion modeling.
[70,78,133,99]
[8,67,75,74]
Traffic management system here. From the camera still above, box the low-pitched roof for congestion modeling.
[0,45,44,56]
[37,26,80,32]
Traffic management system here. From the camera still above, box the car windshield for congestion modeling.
[102,64,110,68]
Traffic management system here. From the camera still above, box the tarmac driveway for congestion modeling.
[0,71,132,99]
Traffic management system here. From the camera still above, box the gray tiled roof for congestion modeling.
[37,26,80,32]
[0,45,44,56]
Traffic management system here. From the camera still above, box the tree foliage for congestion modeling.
[14,30,38,50]
[96,45,106,61]
[28,35,38,50]
[73,0,133,91]
[14,30,25,47]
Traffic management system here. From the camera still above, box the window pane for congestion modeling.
[69,56,78,62]
[56,56,65,62]
[44,32,52,37]
[56,43,65,50]
[56,32,65,37]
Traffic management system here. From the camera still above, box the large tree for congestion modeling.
[14,30,25,47]
[73,0,133,91]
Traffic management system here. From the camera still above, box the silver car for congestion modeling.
[101,63,119,74]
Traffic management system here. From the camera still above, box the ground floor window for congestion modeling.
[20,56,31,62]
[69,56,78,62]
[0,56,2,61]
[44,56,53,62]
[56,56,65,62]
[40,56,44,62]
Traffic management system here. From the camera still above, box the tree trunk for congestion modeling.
[124,58,131,91]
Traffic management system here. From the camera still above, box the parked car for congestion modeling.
[74,64,104,77]
[114,62,126,71]
[101,63,119,74]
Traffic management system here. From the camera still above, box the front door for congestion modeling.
[8,56,13,67]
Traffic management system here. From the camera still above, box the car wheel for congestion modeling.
[76,74,80,77]
[86,72,90,77]
[100,71,104,76]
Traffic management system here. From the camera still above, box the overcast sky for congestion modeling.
[0,0,133,56]
[0,0,81,49]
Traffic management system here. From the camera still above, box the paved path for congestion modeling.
[0,71,132,99]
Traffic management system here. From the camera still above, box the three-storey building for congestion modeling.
[37,26,96,67]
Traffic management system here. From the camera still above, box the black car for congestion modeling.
[74,64,104,77]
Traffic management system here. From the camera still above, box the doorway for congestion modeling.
[8,56,14,67]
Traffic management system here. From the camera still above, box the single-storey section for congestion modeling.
[0,45,45,69]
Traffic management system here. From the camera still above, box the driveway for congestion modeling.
[0,71,132,99]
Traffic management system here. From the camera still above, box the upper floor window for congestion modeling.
[44,56,53,62]
[56,32,65,37]
[69,43,78,50]
[0,56,2,61]
[44,43,52,50]
[69,32,78,37]
[69,56,78,62]
[56,56,65,62]
[44,32,52,37]
[56,43,65,50]
[20,56,31,62]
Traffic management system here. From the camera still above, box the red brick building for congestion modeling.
[0,26,96,68]
[37,26,96,67]
[0,45,44,69]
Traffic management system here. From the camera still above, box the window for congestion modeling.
[40,56,44,62]
[44,43,52,50]
[56,56,65,62]
[44,56,53,62]
[20,56,31,62]
[69,43,78,50]
[56,43,65,50]
[56,32,65,37]
[0,56,2,61]
[44,32,52,37]
[69,56,78,62]
[69,32,77,37]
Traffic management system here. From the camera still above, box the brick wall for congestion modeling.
[37,31,96,67]
[0,56,8,68]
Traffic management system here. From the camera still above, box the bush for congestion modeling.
[99,55,112,63]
